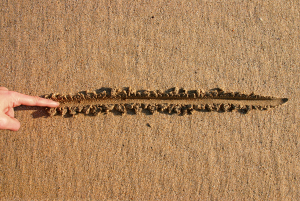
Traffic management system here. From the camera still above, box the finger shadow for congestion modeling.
[14,106,49,118]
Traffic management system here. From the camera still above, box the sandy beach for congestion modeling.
[0,1,299,200]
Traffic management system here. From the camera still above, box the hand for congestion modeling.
[0,87,59,131]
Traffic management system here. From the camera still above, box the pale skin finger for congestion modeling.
[0,88,59,131]
[4,107,14,118]
[0,115,20,131]
[11,92,59,107]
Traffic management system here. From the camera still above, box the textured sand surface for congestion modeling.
[45,87,288,116]
[0,1,299,200]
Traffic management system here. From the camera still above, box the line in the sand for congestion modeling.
[44,87,288,116]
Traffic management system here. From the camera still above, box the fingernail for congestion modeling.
[50,101,60,106]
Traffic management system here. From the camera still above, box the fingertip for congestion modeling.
[11,120,20,131]
[10,118,21,131]
[48,100,60,107]
[39,97,60,107]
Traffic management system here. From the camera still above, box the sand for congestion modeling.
[45,87,288,116]
[0,0,299,200]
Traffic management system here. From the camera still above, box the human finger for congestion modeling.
[0,87,8,91]
[12,92,60,107]
[5,108,14,118]
[0,115,20,131]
